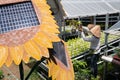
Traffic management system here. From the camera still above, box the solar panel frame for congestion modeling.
[0,1,40,34]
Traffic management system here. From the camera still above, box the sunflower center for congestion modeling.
[0,1,40,46]
[0,1,40,33]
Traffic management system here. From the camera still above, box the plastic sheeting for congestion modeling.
[60,0,120,19]
[104,21,120,36]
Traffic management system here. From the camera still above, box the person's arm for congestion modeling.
[82,27,89,32]
[81,32,93,42]
[78,26,93,42]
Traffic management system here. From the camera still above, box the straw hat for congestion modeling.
[87,24,95,30]
[90,25,101,38]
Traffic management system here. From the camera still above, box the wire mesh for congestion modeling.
[0,1,39,34]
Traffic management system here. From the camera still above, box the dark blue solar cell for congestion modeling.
[0,1,40,34]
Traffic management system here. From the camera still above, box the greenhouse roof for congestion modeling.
[104,21,120,36]
[60,0,120,19]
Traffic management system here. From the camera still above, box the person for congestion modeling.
[78,25,101,78]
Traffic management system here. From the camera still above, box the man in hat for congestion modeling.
[78,25,101,78]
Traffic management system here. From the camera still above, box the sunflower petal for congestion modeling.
[0,46,8,67]
[58,70,66,80]
[38,45,49,58]
[41,16,56,23]
[40,24,58,29]
[40,26,60,33]
[47,60,53,77]
[52,65,60,80]
[24,40,41,60]
[23,51,31,63]
[33,32,53,48]
[38,4,50,9]
[43,32,60,42]
[9,45,23,65]
[42,23,59,29]
[5,53,12,67]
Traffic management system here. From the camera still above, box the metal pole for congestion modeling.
[117,12,120,48]
[19,61,24,80]
[25,58,46,80]
[103,13,109,80]
[63,20,66,41]
[78,17,80,38]
[93,16,96,25]
[118,13,120,20]
[119,41,120,47]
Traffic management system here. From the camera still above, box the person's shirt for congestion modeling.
[81,31,100,51]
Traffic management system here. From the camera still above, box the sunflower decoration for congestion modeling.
[0,0,74,79]
[0,0,60,67]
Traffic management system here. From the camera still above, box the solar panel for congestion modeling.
[0,1,40,34]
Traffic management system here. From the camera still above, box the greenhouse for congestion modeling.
[0,0,120,80]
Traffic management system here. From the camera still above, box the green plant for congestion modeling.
[73,59,102,80]
[0,70,4,79]
[29,70,42,80]
[25,70,42,80]
[66,38,90,57]
[72,59,90,80]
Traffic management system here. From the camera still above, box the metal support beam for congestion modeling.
[78,17,81,38]
[93,16,96,25]
[103,13,109,80]
[105,13,109,30]
[104,13,109,56]
[118,13,120,20]
[62,20,66,41]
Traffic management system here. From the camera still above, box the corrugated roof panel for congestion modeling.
[60,0,120,19]
[105,0,120,2]
[104,21,120,36]
[108,2,120,10]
